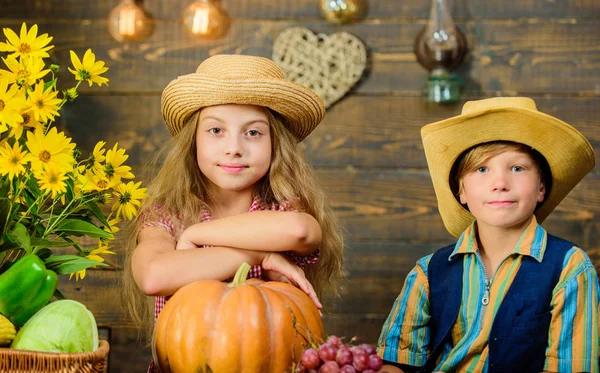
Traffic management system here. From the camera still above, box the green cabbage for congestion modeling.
[11,299,99,353]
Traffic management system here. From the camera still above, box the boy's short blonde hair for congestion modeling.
[451,141,552,206]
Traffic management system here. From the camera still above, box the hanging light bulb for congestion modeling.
[108,0,154,43]
[183,0,230,39]
[320,0,368,24]
[414,0,467,103]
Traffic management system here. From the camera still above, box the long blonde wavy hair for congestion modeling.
[122,108,344,342]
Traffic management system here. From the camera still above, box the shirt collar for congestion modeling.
[448,215,547,262]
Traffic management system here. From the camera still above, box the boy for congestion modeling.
[377,97,599,373]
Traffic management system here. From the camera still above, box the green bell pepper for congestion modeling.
[0,254,58,326]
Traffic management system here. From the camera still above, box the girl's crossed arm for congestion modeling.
[131,225,322,308]
[132,226,263,296]
[176,210,322,255]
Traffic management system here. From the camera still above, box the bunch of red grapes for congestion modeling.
[296,336,386,373]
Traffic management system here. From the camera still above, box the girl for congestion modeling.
[122,55,344,371]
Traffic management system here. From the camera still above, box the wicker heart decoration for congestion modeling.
[273,27,367,108]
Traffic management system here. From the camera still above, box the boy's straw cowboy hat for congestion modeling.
[161,54,325,142]
[421,97,595,238]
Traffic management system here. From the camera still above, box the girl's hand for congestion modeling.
[263,270,293,284]
[262,253,322,310]
[263,269,322,317]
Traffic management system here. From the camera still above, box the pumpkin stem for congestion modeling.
[229,262,251,287]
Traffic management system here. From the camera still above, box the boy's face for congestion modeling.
[195,104,272,194]
[459,149,545,232]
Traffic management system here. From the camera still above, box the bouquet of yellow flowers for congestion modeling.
[0,23,146,331]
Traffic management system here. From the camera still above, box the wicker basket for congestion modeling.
[0,340,110,373]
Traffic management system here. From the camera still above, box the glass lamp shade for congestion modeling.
[414,0,467,103]
[423,0,459,65]
[415,0,466,72]
[183,0,230,38]
[108,0,154,43]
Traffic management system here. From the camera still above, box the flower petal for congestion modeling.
[26,24,38,41]
[3,28,20,48]
[19,23,28,40]
[82,49,95,69]
[69,50,82,70]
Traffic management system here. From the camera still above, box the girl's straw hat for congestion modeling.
[161,54,325,141]
[421,97,595,238]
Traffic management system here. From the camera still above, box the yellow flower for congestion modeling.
[0,55,49,87]
[102,143,134,184]
[66,165,90,199]
[69,270,85,281]
[88,241,116,262]
[91,141,106,168]
[80,169,117,193]
[0,23,54,59]
[0,79,27,132]
[72,164,86,191]
[28,81,61,123]
[99,192,113,205]
[25,127,75,175]
[0,141,28,180]
[69,241,115,281]
[10,108,43,139]
[112,181,147,220]
[11,191,26,205]
[68,49,109,87]
[63,87,78,102]
[38,164,67,198]
[104,217,121,235]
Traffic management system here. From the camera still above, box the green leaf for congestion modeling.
[33,223,45,236]
[0,198,10,236]
[44,255,108,275]
[25,172,41,195]
[65,178,75,202]
[43,78,56,91]
[0,177,9,196]
[69,204,94,219]
[53,218,112,239]
[61,237,84,254]
[0,241,20,253]
[5,222,31,252]
[53,287,66,300]
[85,201,110,228]
[35,248,53,260]
[31,238,77,248]
[23,189,37,210]
[43,254,81,263]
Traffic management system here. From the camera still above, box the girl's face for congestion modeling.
[196,104,271,194]
[459,150,545,232]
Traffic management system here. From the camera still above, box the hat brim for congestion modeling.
[422,107,595,237]
[161,75,325,141]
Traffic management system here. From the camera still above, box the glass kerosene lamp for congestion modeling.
[414,0,467,103]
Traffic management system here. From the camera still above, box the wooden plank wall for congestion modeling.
[2,1,599,371]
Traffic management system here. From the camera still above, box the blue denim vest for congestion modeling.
[419,234,573,373]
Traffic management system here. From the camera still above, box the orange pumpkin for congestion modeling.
[153,263,324,373]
